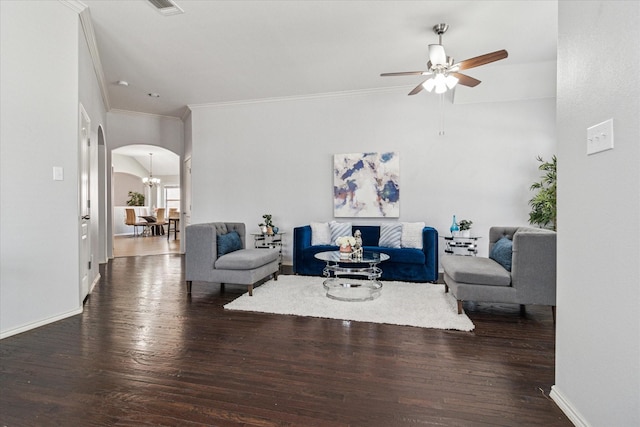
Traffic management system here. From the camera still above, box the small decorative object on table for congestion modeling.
[458,219,473,238]
[450,215,460,236]
[336,235,356,259]
[259,214,275,235]
[352,229,363,260]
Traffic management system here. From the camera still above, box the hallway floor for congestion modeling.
[113,234,180,257]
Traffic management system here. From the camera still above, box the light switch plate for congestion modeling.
[53,166,64,181]
[587,119,614,155]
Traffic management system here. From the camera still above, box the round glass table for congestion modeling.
[314,251,390,301]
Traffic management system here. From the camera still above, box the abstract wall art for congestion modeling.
[333,152,400,218]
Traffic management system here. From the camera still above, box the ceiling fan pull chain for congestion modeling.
[439,93,445,136]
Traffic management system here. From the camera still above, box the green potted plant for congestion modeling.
[126,191,145,206]
[458,219,473,237]
[528,155,557,231]
[259,214,274,235]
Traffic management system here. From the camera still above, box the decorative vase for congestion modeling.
[339,245,352,259]
[450,215,460,236]
[272,226,279,234]
[261,225,268,234]
[267,226,273,235]
[460,230,471,238]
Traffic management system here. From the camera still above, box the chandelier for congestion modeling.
[142,153,161,187]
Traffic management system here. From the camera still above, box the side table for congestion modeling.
[442,235,481,256]
[252,232,285,266]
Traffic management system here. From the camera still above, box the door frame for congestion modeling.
[79,104,91,303]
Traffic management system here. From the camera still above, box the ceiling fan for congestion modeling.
[381,23,508,96]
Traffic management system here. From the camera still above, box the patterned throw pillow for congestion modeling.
[378,223,403,248]
[490,237,513,271]
[329,221,352,244]
[217,231,243,257]
[310,222,332,246]
[401,222,425,249]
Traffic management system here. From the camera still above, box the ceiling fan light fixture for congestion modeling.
[381,23,508,98]
[445,74,459,89]
[434,73,449,93]
[422,78,436,92]
[428,44,447,66]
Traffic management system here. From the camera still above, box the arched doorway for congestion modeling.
[112,145,181,257]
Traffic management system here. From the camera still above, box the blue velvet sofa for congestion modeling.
[293,224,439,282]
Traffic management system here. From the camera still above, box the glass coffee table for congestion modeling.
[314,251,390,301]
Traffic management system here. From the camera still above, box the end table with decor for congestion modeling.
[442,235,481,256]
[252,232,285,266]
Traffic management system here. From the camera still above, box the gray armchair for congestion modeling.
[185,222,279,296]
[441,226,556,318]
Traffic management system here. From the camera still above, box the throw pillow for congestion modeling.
[401,222,425,249]
[310,222,332,246]
[378,223,402,248]
[217,231,243,257]
[490,237,513,271]
[329,221,352,244]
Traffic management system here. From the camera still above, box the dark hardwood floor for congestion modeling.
[0,255,571,426]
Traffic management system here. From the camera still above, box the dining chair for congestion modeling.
[155,208,167,235]
[167,208,180,240]
[125,208,147,237]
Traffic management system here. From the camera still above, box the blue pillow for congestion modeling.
[490,237,513,271]
[217,231,243,257]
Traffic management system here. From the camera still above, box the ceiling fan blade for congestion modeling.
[380,71,429,77]
[456,49,508,71]
[428,44,447,65]
[408,80,428,96]
[451,72,481,87]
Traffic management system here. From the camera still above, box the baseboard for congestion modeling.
[280,264,294,275]
[550,385,590,427]
[89,273,101,294]
[0,307,83,340]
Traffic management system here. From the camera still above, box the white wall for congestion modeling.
[190,90,556,265]
[107,111,184,153]
[112,152,149,176]
[0,2,82,337]
[551,1,640,426]
[113,173,146,206]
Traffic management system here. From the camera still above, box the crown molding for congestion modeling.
[60,1,111,112]
[59,0,86,13]
[78,7,111,112]
[109,108,184,122]
[187,86,410,110]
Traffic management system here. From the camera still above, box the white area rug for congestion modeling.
[224,275,474,331]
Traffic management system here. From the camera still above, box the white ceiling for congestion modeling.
[81,0,558,119]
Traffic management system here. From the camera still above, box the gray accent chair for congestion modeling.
[441,226,556,318]
[185,222,279,296]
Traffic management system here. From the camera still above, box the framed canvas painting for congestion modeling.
[333,152,399,217]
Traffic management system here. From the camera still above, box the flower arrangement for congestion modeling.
[335,236,356,248]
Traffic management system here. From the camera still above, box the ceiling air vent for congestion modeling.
[147,0,184,16]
